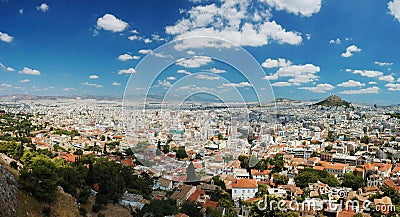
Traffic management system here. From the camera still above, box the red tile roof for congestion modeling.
[231,179,257,189]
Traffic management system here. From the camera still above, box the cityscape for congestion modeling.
[1,0,400,217]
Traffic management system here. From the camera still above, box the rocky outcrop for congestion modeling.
[0,164,18,217]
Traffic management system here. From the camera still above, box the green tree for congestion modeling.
[92,158,125,203]
[218,198,237,217]
[342,172,365,191]
[361,135,369,144]
[137,199,176,217]
[273,173,289,186]
[176,147,188,159]
[238,155,249,169]
[180,201,202,217]
[19,156,60,202]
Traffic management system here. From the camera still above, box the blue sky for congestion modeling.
[1,0,400,105]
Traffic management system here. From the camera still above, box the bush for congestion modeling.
[92,204,101,213]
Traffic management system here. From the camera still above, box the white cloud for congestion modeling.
[177,85,215,92]
[89,75,99,79]
[262,58,292,68]
[112,82,122,86]
[374,61,393,66]
[0,32,13,43]
[117,68,136,74]
[19,79,30,83]
[37,3,49,12]
[166,1,303,49]
[398,78,400,82]
[153,52,172,58]
[0,63,15,72]
[63,88,76,92]
[166,76,176,80]
[263,0,321,17]
[151,34,166,41]
[143,38,152,43]
[220,82,252,88]
[369,81,377,84]
[388,0,400,22]
[386,83,400,91]
[128,35,142,41]
[299,83,335,93]
[118,53,140,61]
[97,14,128,32]
[340,86,380,94]
[341,45,361,58]
[81,82,103,88]
[176,56,212,68]
[271,81,293,86]
[1,83,13,88]
[379,75,395,82]
[5,67,15,72]
[262,74,279,80]
[337,80,365,87]
[350,69,383,78]
[306,33,311,40]
[157,80,172,88]
[138,49,152,54]
[208,68,226,73]
[19,67,41,75]
[177,69,192,75]
[195,74,220,80]
[329,38,341,44]
[19,9,24,15]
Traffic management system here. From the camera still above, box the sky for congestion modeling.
[1,0,400,105]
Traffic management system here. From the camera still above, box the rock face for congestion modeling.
[0,164,18,217]
[315,94,350,107]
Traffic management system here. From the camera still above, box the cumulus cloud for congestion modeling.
[19,67,41,75]
[143,38,152,43]
[97,14,128,32]
[19,79,30,83]
[166,76,176,81]
[374,61,393,67]
[219,82,252,88]
[0,63,15,72]
[81,82,103,88]
[63,88,76,92]
[339,86,380,94]
[337,80,365,87]
[263,0,322,17]
[165,0,303,49]
[386,83,400,91]
[299,83,335,93]
[89,75,99,79]
[128,35,142,41]
[19,9,24,15]
[118,53,140,61]
[177,69,192,75]
[0,32,13,43]
[36,3,49,12]
[263,74,279,80]
[176,56,212,68]
[369,81,377,84]
[208,68,226,73]
[271,81,293,86]
[341,45,361,58]
[177,85,215,92]
[329,38,341,44]
[138,49,152,54]
[388,0,400,22]
[157,80,172,88]
[195,74,220,80]
[117,68,136,74]
[379,75,395,82]
[112,82,122,86]
[262,58,292,68]
[348,69,383,78]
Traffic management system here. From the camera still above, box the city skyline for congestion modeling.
[1,0,400,105]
